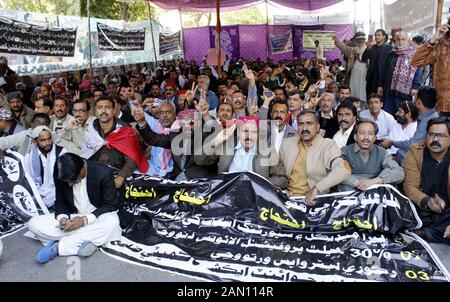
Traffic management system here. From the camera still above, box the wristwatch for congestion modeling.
[82,216,88,226]
[420,196,431,210]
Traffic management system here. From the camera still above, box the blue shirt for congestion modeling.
[394,109,439,164]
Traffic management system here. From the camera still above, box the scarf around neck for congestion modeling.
[390,46,417,95]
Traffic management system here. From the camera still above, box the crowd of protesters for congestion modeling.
[0,20,449,262]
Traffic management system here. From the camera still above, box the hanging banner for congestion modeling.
[159,32,181,56]
[97,22,146,51]
[209,25,240,60]
[0,16,77,57]
[303,30,336,50]
[102,172,450,282]
[0,151,49,238]
[270,30,293,54]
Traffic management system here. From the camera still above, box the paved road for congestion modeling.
[0,229,449,282]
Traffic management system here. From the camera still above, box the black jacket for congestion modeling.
[137,122,218,180]
[54,161,118,219]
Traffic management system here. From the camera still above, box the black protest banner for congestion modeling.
[0,16,77,57]
[159,32,181,56]
[97,23,145,51]
[0,151,49,238]
[102,172,450,282]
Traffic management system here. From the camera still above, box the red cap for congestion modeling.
[165,81,177,90]
[178,89,188,96]
[235,116,260,128]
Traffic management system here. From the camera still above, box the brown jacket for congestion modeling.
[411,39,450,112]
[402,141,450,206]
[271,135,351,193]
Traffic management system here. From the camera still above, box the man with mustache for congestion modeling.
[333,101,357,148]
[318,92,339,139]
[359,93,397,140]
[339,119,404,192]
[34,97,54,116]
[6,91,35,129]
[258,92,297,154]
[231,90,249,119]
[385,101,418,157]
[50,96,74,133]
[54,99,95,153]
[195,116,278,179]
[380,86,439,164]
[403,117,450,245]
[132,92,219,181]
[81,96,146,189]
[22,126,67,208]
[287,90,305,130]
[271,109,351,206]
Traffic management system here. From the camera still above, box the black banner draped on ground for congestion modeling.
[0,16,77,57]
[159,32,181,56]
[101,172,450,282]
[97,23,146,51]
[0,151,49,238]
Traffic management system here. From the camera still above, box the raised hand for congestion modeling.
[249,96,259,116]
[131,103,146,126]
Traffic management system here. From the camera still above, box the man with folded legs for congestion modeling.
[27,153,122,263]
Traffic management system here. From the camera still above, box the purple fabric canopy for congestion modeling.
[152,0,344,12]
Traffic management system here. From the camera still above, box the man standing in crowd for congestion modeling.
[318,93,339,138]
[334,32,368,103]
[27,153,122,263]
[271,109,351,205]
[403,117,450,245]
[382,31,423,116]
[23,126,67,208]
[339,119,404,192]
[363,29,392,97]
[412,19,450,116]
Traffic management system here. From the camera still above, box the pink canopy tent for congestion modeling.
[152,0,345,12]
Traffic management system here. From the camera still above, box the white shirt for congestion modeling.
[359,109,397,139]
[72,172,97,224]
[228,141,256,173]
[387,121,417,154]
[333,122,355,149]
[272,124,286,153]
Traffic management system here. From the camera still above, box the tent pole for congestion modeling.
[436,0,444,29]
[265,0,270,60]
[147,0,158,64]
[379,0,385,30]
[87,0,93,78]
[216,0,222,75]
[178,9,185,60]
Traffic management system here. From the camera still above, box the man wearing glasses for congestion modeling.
[403,117,450,244]
[55,99,95,153]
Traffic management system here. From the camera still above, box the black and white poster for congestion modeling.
[159,32,181,56]
[97,22,146,51]
[0,151,49,238]
[0,16,77,57]
[102,172,450,282]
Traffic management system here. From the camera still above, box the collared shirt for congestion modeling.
[387,121,417,154]
[272,123,286,153]
[359,109,397,139]
[333,122,355,149]
[393,109,439,163]
[73,169,97,224]
[228,141,256,173]
[51,114,74,132]
[287,141,309,196]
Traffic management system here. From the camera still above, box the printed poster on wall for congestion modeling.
[303,30,336,50]
[270,30,293,54]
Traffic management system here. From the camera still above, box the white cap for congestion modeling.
[31,126,52,139]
